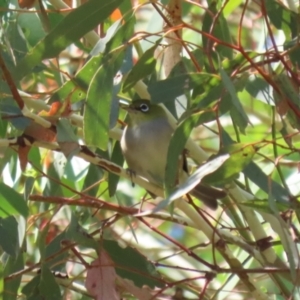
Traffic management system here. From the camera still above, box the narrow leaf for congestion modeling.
[109,141,124,197]
[16,0,124,79]
[155,154,229,212]
[123,42,158,92]
[4,252,24,300]
[39,265,61,299]
[164,115,197,196]
[0,216,19,256]
[84,62,114,150]
[220,68,249,134]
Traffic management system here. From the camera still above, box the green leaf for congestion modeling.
[84,19,134,150]
[0,216,19,256]
[123,42,159,92]
[164,115,198,196]
[148,74,189,103]
[15,0,124,80]
[22,275,40,297]
[245,76,269,98]
[56,119,78,143]
[273,73,300,109]
[202,1,233,60]
[221,130,291,204]
[108,141,124,197]
[4,252,24,300]
[90,20,122,56]
[223,0,243,16]
[220,68,249,134]
[265,1,298,37]
[192,73,223,106]
[0,183,28,218]
[82,163,104,197]
[84,60,115,150]
[66,214,98,250]
[257,201,299,280]
[45,231,69,271]
[6,18,28,62]
[39,265,61,299]
[156,154,229,211]
[284,37,300,66]
[17,11,46,47]
[56,119,80,158]
[203,143,256,185]
[103,239,163,288]
[44,163,64,197]
[273,74,300,130]
[49,17,134,104]
[0,261,3,300]
[149,73,216,104]
[240,199,290,212]
[243,162,290,204]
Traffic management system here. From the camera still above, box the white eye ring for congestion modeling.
[139,103,149,112]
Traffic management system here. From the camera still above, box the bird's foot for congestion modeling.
[126,168,136,187]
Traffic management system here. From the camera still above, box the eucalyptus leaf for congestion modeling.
[0,183,28,218]
[123,42,159,92]
[4,251,24,300]
[15,0,124,79]
[0,216,19,256]
[203,143,256,185]
[155,154,229,212]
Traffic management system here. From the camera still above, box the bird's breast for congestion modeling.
[121,119,173,185]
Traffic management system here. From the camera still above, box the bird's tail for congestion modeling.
[190,184,227,210]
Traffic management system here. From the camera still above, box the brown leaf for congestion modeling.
[18,145,31,171]
[85,251,120,300]
[117,277,154,300]
[58,141,80,158]
[24,120,57,143]
[18,0,36,8]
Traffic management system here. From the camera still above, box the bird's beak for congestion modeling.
[119,99,131,111]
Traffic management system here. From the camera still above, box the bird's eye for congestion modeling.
[139,103,149,112]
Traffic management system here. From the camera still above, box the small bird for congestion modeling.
[120,99,226,209]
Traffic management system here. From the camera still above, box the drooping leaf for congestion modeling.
[44,231,69,271]
[220,68,249,134]
[108,141,124,197]
[0,216,19,256]
[155,154,230,211]
[22,275,40,298]
[123,42,159,92]
[202,1,233,60]
[39,265,62,299]
[84,19,134,150]
[82,163,104,197]
[164,115,198,196]
[4,251,24,300]
[84,59,116,150]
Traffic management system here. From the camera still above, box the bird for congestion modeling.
[120,99,226,209]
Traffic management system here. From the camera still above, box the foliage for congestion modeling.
[0,0,300,299]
